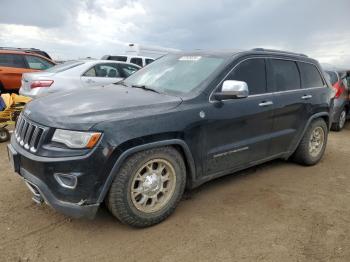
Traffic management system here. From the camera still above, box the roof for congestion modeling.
[0,49,54,62]
[176,48,319,64]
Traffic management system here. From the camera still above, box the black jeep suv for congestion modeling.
[8,49,334,227]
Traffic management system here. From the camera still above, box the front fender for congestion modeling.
[96,139,196,203]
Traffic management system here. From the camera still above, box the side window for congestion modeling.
[109,56,127,62]
[226,58,267,95]
[94,64,121,78]
[299,63,324,88]
[118,64,140,78]
[145,59,154,65]
[83,67,96,77]
[0,54,26,68]
[269,59,300,91]
[25,55,53,70]
[130,57,143,67]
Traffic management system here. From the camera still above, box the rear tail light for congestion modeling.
[333,81,344,98]
[30,80,54,89]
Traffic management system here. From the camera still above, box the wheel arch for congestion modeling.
[97,139,196,203]
[288,112,330,157]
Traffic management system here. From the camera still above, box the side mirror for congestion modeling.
[213,80,249,101]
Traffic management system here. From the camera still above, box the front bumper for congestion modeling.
[21,167,99,218]
[8,135,110,219]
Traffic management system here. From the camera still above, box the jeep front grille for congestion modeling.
[15,115,45,153]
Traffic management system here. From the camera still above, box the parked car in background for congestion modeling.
[0,47,52,60]
[19,60,141,98]
[323,66,349,131]
[101,55,155,67]
[125,43,181,58]
[8,49,333,227]
[0,49,56,93]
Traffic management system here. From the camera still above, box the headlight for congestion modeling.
[52,129,101,149]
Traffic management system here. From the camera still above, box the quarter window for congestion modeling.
[269,59,300,91]
[25,55,53,70]
[83,67,96,77]
[130,57,143,67]
[0,54,26,68]
[145,59,154,65]
[299,63,324,88]
[226,58,267,95]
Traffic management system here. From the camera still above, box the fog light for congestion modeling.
[54,173,78,189]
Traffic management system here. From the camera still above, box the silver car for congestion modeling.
[19,60,141,99]
[323,66,350,131]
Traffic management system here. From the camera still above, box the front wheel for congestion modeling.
[292,118,328,166]
[107,146,186,227]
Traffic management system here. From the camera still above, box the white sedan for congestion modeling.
[19,60,141,98]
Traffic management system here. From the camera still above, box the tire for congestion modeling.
[0,128,10,143]
[292,118,328,166]
[331,109,347,132]
[107,146,186,227]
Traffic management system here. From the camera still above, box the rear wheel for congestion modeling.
[107,146,186,227]
[292,118,328,166]
[331,109,347,131]
[0,128,10,143]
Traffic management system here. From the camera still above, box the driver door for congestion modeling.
[203,58,275,176]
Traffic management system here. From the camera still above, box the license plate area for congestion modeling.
[7,144,20,173]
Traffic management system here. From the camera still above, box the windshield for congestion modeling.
[45,61,84,73]
[123,54,226,95]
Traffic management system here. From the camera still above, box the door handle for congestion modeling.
[259,101,274,107]
[86,79,95,83]
[301,95,312,100]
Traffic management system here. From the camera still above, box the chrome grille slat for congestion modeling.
[14,115,45,153]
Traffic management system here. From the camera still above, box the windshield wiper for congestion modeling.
[131,84,160,94]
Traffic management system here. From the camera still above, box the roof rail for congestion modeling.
[252,48,308,57]
[0,47,36,53]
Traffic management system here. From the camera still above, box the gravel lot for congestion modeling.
[1,124,350,262]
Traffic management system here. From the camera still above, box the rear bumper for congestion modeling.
[19,87,47,99]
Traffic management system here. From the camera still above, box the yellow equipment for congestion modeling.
[0,94,31,142]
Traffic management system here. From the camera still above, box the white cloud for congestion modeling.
[0,0,349,67]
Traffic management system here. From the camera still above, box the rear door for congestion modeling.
[0,54,32,91]
[298,62,330,122]
[267,58,307,155]
[203,58,275,176]
[81,63,123,87]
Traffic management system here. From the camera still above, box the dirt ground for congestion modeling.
[1,125,350,262]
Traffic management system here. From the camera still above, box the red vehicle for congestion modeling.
[0,49,56,93]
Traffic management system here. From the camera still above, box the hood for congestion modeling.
[24,84,182,130]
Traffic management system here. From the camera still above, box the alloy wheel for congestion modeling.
[309,126,325,158]
[130,159,176,213]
